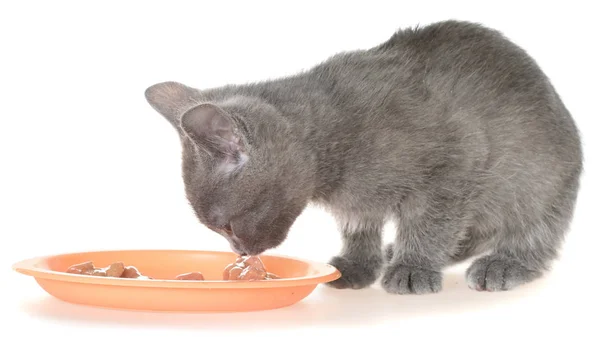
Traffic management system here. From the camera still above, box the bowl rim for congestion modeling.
[11,249,342,289]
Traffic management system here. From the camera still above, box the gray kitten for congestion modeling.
[144,20,582,294]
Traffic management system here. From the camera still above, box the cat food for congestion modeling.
[66,256,279,281]
[121,265,152,280]
[175,272,205,280]
[66,261,95,275]
[223,255,280,281]
[66,261,153,280]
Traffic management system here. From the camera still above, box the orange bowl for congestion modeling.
[12,249,341,312]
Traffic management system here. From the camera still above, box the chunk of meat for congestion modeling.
[65,261,152,279]
[175,272,205,280]
[223,256,280,281]
[121,266,153,280]
[66,261,95,275]
[100,262,126,277]
[265,272,280,280]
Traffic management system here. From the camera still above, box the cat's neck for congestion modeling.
[252,75,346,201]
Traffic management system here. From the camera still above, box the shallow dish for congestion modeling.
[12,249,341,312]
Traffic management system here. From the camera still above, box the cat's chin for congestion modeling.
[223,234,247,255]
[229,243,248,256]
[225,234,268,256]
[231,244,269,256]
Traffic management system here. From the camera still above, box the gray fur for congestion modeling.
[466,255,543,291]
[328,226,384,289]
[144,20,583,293]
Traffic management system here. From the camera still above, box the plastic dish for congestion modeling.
[12,249,341,312]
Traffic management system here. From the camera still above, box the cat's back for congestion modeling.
[305,20,581,194]
[310,20,579,158]
[378,20,553,96]
[318,20,551,102]
[376,19,510,54]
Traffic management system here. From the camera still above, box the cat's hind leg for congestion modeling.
[466,253,543,291]
[466,220,566,291]
[466,179,577,291]
[326,218,384,290]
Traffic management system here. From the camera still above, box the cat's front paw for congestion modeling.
[326,255,382,290]
[466,255,542,291]
[381,263,442,294]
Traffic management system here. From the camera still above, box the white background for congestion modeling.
[2,1,599,336]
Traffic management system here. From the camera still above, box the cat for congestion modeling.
[144,20,583,294]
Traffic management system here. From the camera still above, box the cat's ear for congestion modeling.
[180,103,248,167]
[144,81,202,129]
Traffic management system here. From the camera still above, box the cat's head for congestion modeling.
[144,81,315,255]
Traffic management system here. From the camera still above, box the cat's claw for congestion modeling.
[466,255,542,291]
[381,263,442,294]
[326,255,382,290]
